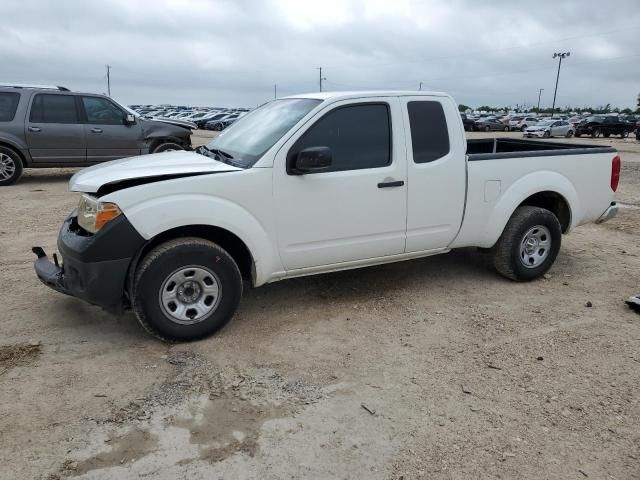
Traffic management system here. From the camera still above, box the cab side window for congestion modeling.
[407,101,450,164]
[288,103,391,173]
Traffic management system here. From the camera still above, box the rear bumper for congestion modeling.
[595,202,618,224]
[33,212,145,312]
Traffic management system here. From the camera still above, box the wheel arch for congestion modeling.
[0,139,29,166]
[483,171,579,248]
[129,224,255,289]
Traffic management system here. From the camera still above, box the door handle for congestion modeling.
[377,180,405,188]
[91,128,103,134]
[28,126,41,132]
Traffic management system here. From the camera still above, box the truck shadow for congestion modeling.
[53,246,579,341]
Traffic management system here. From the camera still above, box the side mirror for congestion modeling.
[124,114,136,125]
[292,146,332,174]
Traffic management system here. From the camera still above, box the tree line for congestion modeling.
[458,103,640,115]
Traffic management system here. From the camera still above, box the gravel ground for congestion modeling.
[0,132,639,480]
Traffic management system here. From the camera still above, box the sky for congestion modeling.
[1,0,639,110]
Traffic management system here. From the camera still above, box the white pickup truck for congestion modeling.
[33,91,620,341]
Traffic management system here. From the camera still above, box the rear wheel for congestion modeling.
[603,132,610,138]
[592,129,601,138]
[492,206,561,281]
[484,126,490,132]
[0,147,24,186]
[133,238,243,341]
[520,125,527,132]
[566,130,574,138]
[504,126,509,132]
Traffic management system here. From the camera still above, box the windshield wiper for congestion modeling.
[195,145,237,166]
[208,147,234,160]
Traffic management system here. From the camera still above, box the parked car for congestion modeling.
[0,84,193,186]
[474,118,509,132]
[523,120,574,138]
[575,115,635,138]
[509,116,539,132]
[460,113,475,131]
[33,90,620,341]
[205,113,243,131]
[195,112,227,129]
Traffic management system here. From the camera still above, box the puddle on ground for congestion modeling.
[73,428,158,476]
[173,394,291,464]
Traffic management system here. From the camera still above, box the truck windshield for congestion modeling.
[205,98,322,168]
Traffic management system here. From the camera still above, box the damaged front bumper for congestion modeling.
[33,212,146,313]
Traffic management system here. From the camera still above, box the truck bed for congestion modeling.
[467,138,615,160]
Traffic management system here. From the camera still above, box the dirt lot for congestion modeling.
[1,131,639,480]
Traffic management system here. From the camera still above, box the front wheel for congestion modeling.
[492,206,562,281]
[592,129,601,138]
[133,238,243,341]
[566,130,574,138]
[152,142,184,153]
[484,126,490,132]
[504,126,509,132]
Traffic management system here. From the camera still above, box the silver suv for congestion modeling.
[0,84,193,185]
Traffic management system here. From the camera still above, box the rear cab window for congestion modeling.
[30,94,79,123]
[407,101,450,163]
[0,92,21,122]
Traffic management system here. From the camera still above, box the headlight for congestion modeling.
[77,194,122,234]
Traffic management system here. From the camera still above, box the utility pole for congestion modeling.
[106,64,111,97]
[551,52,570,113]
[317,67,326,92]
[419,81,423,91]
[537,88,544,114]
[274,84,277,99]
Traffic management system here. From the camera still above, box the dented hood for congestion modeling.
[70,151,241,194]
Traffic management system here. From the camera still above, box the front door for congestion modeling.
[25,93,86,165]
[273,98,407,271]
[80,96,142,163]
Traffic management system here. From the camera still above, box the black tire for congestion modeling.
[603,132,610,138]
[575,132,582,137]
[566,130,574,138]
[152,142,184,153]
[520,125,527,132]
[484,126,490,132]
[591,129,601,138]
[504,126,509,132]
[543,130,550,138]
[0,146,24,186]
[133,238,243,341]
[491,206,562,281]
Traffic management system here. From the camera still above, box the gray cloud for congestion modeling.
[1,0,638,109]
